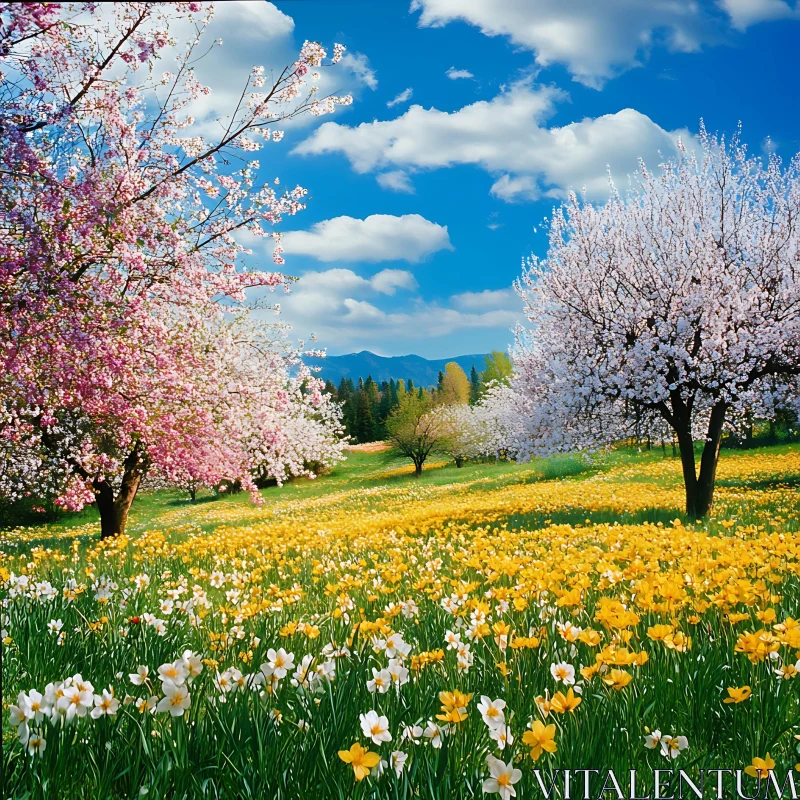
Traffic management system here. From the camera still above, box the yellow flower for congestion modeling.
[437,689,472,723]
[550,688,581,714]
[663,632,691,652]
[338,742,381,781]
[723,686,751,704]
[580,663,600,681]
[603,669,632,690]
[647,624,674,642]
[578,629,602,646]
[744,754,775,779]
[522,720,557,761]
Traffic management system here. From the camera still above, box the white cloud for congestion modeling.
[489,174,539,202]
[294,80,693,202]
[452,288,518,310]
[280,214,453,262]
[719,0,799,29]
[411,0,714,88]
[340,52,378,89]
[371,269,419,294]
[162,2,297,136]
[376,170,415,193]
[446,66,474,79]
[276,268,520,351]
[387,87,414,107]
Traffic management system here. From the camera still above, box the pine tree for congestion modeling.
[355,389,374,443]
[469,365,480,404]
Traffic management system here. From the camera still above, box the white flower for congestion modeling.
[387,659,409,691]
[385,633,411,659]
[58,685,94,722]
[482,754,522,799]
[47,619,63,635]
[477,696,506,728]
[489,724,514,750]
[129,666,149,686]
[401,724,423,743]
[661,735,689,759]
[423,721,444,748]
[550,661,576,685]
[156,680,191,717]
[90,689,120,718]
[360,709,392,745]
[158,661,188,686]
[26,732,46,758]
[391,750,408,777]
[263,648,294,680]
[24,690,49,722]
[367,667,390,694]
[181,650,204,680]
[644,730,662,749]
[445,630,462,650]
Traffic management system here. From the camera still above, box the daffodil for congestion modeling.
[359,710,392,745]
[550,661,576,685]
[550,688,581,713]
[482,755,522,799]
[745,754,775,779]
[522,720,557,761]
[603,669,632,690]
[723,686,751,704]
[338,742,381,781]
[477,696,506,728]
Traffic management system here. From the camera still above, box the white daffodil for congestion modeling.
[661,735,689,759]
[482,754,522,800]
[360,709,392,745]
[90,689,120,718]
[156,680,190,717]
[477,696,506,728]
[129,666,149,686]
[550,661,576,685]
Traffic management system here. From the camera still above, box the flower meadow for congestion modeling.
[2,447,800,799]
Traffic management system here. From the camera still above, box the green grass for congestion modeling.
[2,443,800,799]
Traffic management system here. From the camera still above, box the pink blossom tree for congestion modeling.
[0,3,351,535]
[514,127,800,518]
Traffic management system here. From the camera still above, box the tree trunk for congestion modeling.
[413,459,423,477]
[673,402,727,519]
[454,456,465,468]
[95,446,147,538]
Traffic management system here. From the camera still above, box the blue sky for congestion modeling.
[197,1,800,358]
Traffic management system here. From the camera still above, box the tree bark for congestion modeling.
[95,445,147,538]
[673,402,727,519]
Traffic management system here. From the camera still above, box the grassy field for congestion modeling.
[2,445,800,798]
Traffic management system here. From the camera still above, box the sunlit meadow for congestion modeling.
[3,446,800,798]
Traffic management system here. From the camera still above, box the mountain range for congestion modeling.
[306,350,490,387]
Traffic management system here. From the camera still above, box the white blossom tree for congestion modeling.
[514,126,800,518]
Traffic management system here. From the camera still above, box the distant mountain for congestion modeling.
[307,350,491,387]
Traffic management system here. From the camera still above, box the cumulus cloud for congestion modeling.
[376,170,415,193]
[410,0,717,88]
[719,0,799,29]
[294,80,694,202]
[341,51,378,89]
[371,269,419,294]
[275,267,520,351]
[446,66,474,79]
[451,288,518,310]
[387,87,414,107]
[280,214,453,263]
